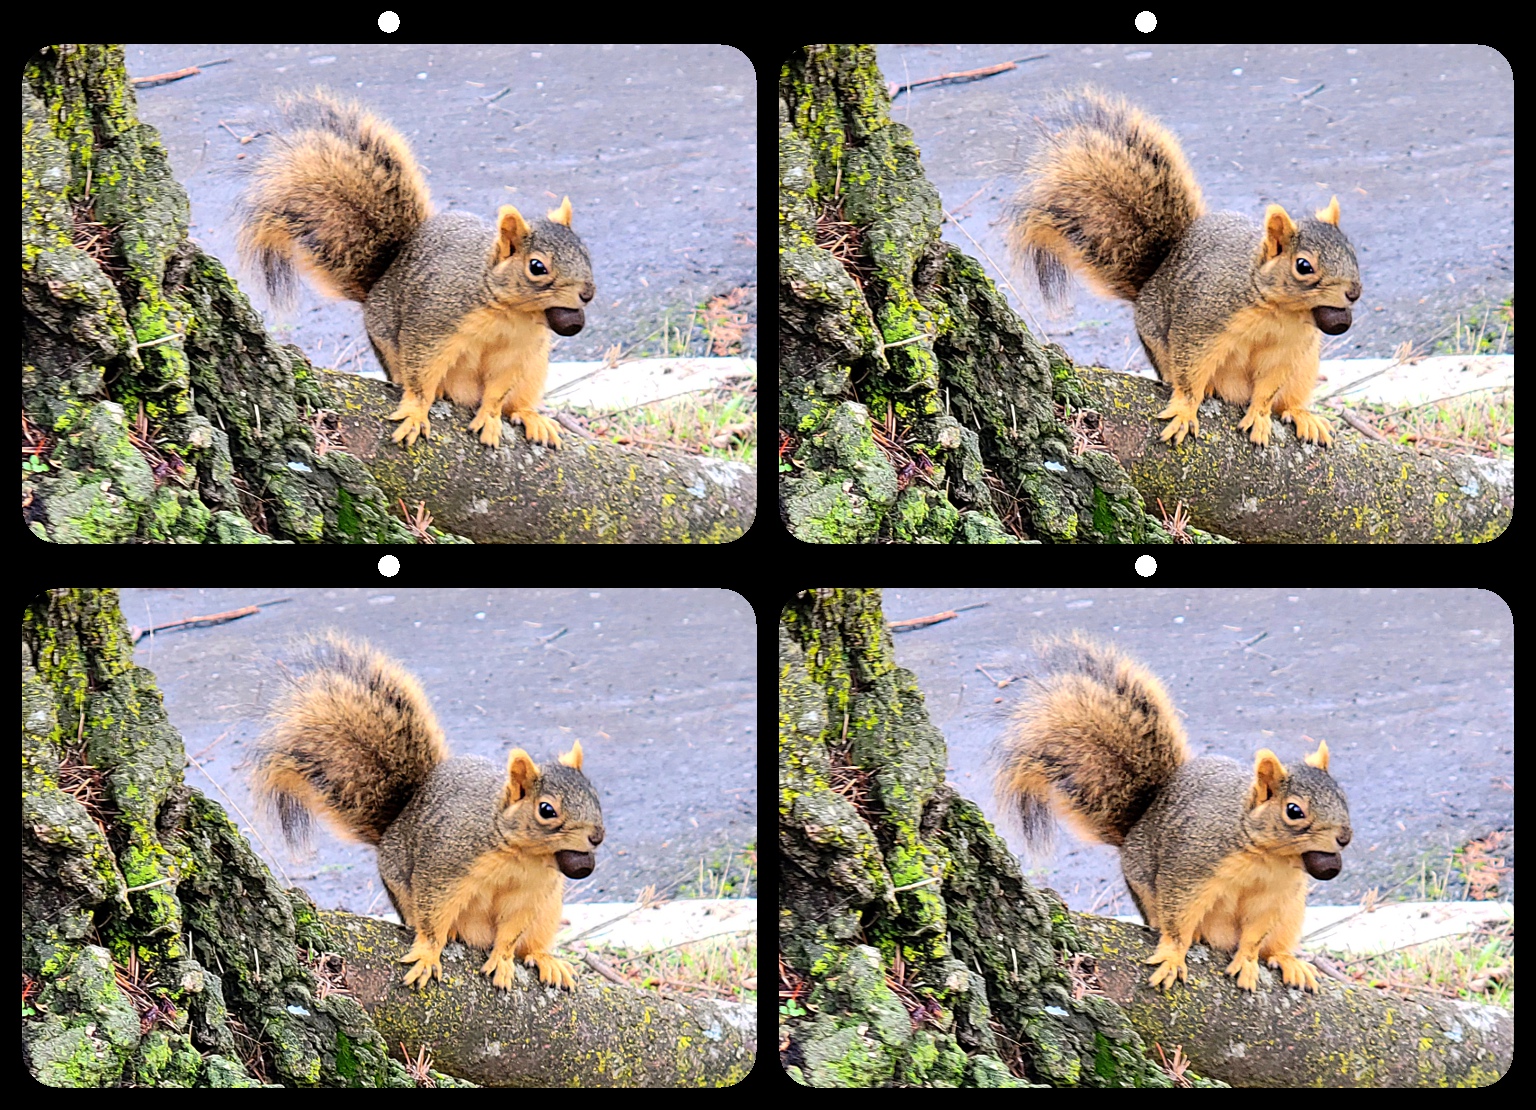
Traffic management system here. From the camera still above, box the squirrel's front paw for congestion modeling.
[1145,936,1189,990]
[511,410,563,448]
[481,951,518,990]
[468,409,504,448]
[1284,409,1333,447]
[1146,954,1188,990]
[1225,954,1261,991]
[1268,954,1319,991]
[525,951,576,990]
[1238,407,1274,446]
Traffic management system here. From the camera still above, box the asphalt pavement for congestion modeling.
[120,587,759,915]
[125,44,758,376]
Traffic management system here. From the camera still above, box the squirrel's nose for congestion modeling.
[589,826,605,847]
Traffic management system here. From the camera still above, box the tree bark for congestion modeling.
[778,46,1203,544]
[1076,368,1514,543]
[321,910,754,1086]
[1071,913,1512,1088]
[23,589,407,1085]
[777,588,1513,1087]
[321,370,755,543]
[22,45,422,543]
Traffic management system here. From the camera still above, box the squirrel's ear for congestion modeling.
[1248,749,1288,805]
[495,206,532,262]
[547,196,573,227]
[1261,205,1298,260]
[504,749,540,802]
[1315,196,1341,226]
[1304,738,1331,771]
[558,738,584,770]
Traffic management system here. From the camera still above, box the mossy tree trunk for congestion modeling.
[22,589,419,1085]
[22,45,425,543]
[778,46,1193,544]
[778,588,1180,1086]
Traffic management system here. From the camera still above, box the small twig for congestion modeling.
[608,928,755,964]
[554,412,599,440]
[887,603,987,632]
[888,55,1048,100]
[1379,385,1513,421]
[1339,409,1390,441]
[583,952,632,986]
[131,61,230,88]
[130,599,291,643]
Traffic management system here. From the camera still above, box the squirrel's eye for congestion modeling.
[539,801,557,820]
[1286,802,1305,820]
[1295,258,1315,276]
[530,258,549,277]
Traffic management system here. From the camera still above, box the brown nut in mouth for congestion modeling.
[555,849,595,878]
[1302,850,1342,880]
[546,307,586,336]
[1312,306,1353,335]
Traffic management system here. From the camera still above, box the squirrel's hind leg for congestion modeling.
[1156,389,1204,444]
[399,930,446,987]
[1145,932,1192,989]
[387,391,435,446]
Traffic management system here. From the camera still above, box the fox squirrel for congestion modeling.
[239,89,596,450]
[253,633,605,990]
[1006,88,1362,447]
[993,635,1352,992]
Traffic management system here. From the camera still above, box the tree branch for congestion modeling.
[1075,368,1513,543]
[319,370,755,543]
[320,910,755,1087]
[1071,912,1512,1088]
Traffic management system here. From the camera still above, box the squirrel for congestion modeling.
[253,633,605,991]
[238,89,596,450]
[993,634,1352,992]
[1006,88,1362,447]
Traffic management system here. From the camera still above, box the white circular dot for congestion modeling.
[1135,10,1158,32]
[378,10,401,33]
[1134,555,1157,577]
[378,555,400,577]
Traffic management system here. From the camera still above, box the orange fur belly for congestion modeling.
[434,306,551,408]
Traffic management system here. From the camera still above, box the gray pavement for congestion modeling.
[875,44,1514,373]
[881,587,1514,912]
[125,44,758,377]
[119,587,759,915]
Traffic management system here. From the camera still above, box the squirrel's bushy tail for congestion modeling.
[994,634,1190,853]
[238,89,432,306]
[255,633,448,847]
[1005,88,1206,306]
